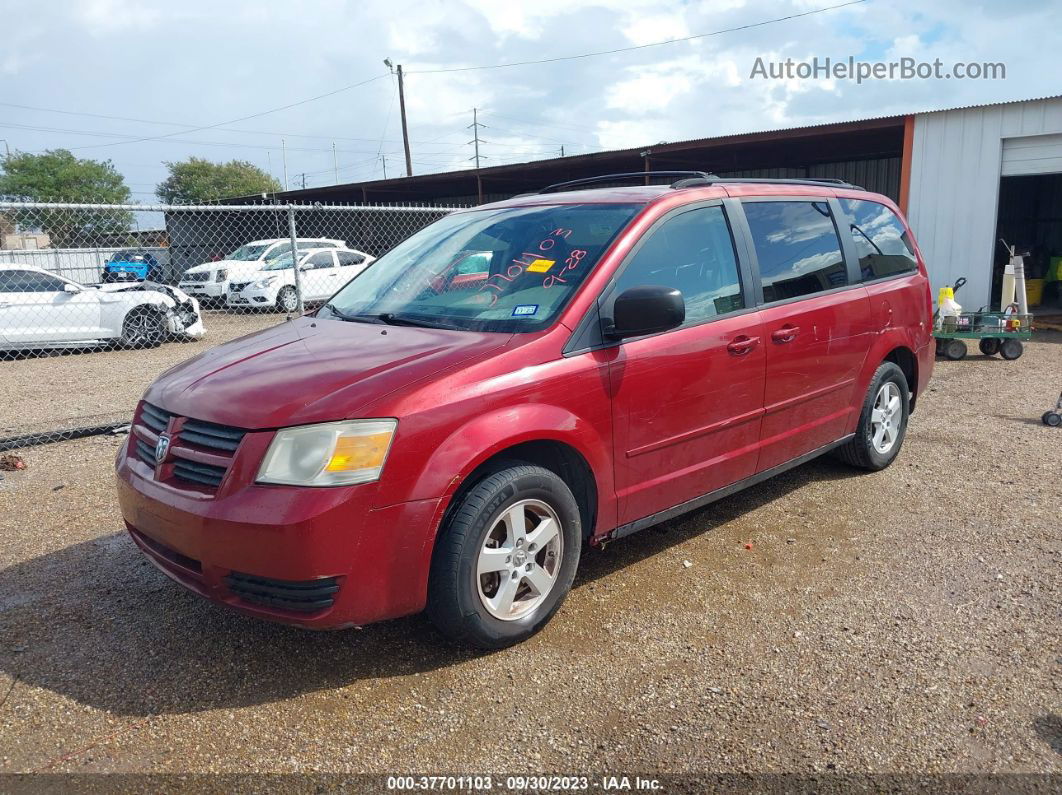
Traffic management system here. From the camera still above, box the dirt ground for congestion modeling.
[0,334,1059,781]
[0,311,279,438]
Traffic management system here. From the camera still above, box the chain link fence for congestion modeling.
[0,200,463,456]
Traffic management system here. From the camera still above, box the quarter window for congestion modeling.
[611,206,744,325]
[840,199,918,280]
[743,201,847,302]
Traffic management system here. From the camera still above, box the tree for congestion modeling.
[0,149,133,246]
[156,158,281,203]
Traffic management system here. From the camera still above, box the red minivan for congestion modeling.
[116,173,934,648]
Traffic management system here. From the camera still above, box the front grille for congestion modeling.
[181,271,210,283]
[225,572,340,613]
[133,402,249,494]
[141,402,171,433]
[135,438,156,466]
[172,459,227,488]
[180,419,246,452]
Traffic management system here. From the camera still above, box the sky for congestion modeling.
[0,0,1058,202]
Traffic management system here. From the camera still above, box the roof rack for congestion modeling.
[538,171,713,194]
[535,171,865,195]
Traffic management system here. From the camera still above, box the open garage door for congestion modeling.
[1002,133,1062,177]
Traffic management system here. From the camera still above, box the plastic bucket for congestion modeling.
[1026,279,1044,306]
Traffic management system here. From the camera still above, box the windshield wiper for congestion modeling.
[377,312,462,330]
[321,303,384,324]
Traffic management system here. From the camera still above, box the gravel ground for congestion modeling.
[0,334,1059,780]
[0,311,279,437]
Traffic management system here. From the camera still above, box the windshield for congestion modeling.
[108,251,146,263]
[322,203,640,332]
[226,243,271,261]
[262,255,296,271]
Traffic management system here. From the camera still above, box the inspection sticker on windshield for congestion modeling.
[526,258,555,273]
[512,304,539,317]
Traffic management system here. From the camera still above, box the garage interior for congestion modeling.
[995,173,1062,311]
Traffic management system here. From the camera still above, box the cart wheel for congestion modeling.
[935,339,946,355]
[999,339,1023,360]
[1043,411,1062,427]
[943,339,967,360]
[978,338,1001,356]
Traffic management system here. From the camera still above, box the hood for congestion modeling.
[185,259,261,275]
[145,316,509,428]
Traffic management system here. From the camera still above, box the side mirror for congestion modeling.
[606,285,685,339]
[63,283,81,294]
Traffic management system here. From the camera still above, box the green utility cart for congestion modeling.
[934,311,1032,361]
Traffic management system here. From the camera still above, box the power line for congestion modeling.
[408,0,868,74]
[64,73,392,151]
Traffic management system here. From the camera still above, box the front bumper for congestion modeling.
[178,280,224,299]
[226,283,276,307]
[115,442,442,628]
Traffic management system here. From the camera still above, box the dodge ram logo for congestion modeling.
[155,433,171,464]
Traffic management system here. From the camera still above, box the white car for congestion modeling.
[0,264,205,351]
[226,248,375,312]
[178,237,346,304]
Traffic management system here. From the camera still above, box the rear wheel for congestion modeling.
[834,362,910,471]
[999,338,1024,360]
[1043,411,1062,427]
[119,307,165,348]
[427,464,582,649]
[978,338,1001,356]
[276,286,298,313]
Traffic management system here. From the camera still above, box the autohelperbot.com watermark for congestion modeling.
[749,56,1006,84]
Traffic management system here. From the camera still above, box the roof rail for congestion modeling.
[673,176,865,190]
[538,171,714,194]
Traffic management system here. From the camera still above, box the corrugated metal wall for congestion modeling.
[718,158,901,200]
[907,97,1062,308]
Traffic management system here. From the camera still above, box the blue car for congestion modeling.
[102,250,162,283]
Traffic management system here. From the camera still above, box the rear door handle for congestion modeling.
[771,325,800,343]
[726,335,759,355]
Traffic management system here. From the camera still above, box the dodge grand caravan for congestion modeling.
[116,172,934,648]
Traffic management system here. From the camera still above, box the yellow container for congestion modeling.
[1026,278,1044,306]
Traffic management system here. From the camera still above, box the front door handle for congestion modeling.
[771,325,800,343]
[726,335,759,355]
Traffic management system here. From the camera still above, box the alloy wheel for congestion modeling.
[870,381,902,454]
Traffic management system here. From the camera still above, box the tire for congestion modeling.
[427,463,582,649]
[1043,411,1061,427]
[834,362,910,471]
[276,286,298,313]
[942,339,967,360]
[119,307,165,348]
[978,338,1001,356]
[999,339,1023,360]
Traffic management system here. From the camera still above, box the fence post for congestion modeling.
[285,205,304,316]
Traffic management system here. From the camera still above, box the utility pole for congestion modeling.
[282,138,289,190]
[467,107,487,169]
[300,173,307,190]
[380,154,388,180]
[560,145,565,157]
[332,142,339,183]
[385,59,413,177]
[0,139,9,160]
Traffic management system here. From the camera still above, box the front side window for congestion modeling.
[0,270,65,292]
[324,203,641,332]
[743,201,847,302]
[610,205,744,325]
[305,252,335,269]
[841,199,918,280]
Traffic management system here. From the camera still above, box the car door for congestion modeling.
[603,203,766,526]
[300,251,340,300]
[0,270,102,344]
[736,198,874,471]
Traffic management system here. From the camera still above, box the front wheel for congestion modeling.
[834,362,910,471]
[276,286,298,313]
[427,464,582,649]
[978,338,1001,356]
[999,338,1023,360]
[119,307,165,348]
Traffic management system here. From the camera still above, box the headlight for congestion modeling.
[257,419,397,487]
[215,268,228,282]
[254,275,278,288]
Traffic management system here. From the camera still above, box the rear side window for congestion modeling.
[336,251,365,267]
[612,206,744,324]
[743,201,847,302]
[841,199,918,280]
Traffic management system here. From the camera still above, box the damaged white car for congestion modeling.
[0,264,205,351]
